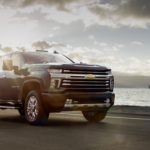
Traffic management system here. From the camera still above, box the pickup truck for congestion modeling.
[0,50,115,125]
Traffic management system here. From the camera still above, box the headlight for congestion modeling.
[48,69,62,89]
[48,69,62,73]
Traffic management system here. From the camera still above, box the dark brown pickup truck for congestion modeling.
[0,51,115,125]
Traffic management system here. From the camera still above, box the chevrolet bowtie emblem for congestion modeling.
[85,74,95,79]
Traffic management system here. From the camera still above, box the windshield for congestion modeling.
[22,52,73,64]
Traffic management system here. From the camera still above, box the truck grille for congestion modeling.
[62,69,110,75]
[61,69,110,92]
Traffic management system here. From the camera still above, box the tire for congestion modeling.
[82,111,107,123]
[24,90,49,125]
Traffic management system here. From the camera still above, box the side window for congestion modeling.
[2,55,12,71]
[11,54,23,69]
[0,56,2,70]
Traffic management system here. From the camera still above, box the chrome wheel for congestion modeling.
[25,90,49,125]
[27,96,38,122]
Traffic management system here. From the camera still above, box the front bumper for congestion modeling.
[41,92,115,112]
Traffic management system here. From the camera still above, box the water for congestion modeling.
[114,88,150,106]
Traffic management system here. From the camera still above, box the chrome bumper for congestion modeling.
[63,103,111,111]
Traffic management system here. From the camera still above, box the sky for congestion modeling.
[0,0,150,75]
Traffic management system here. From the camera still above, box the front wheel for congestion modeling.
[24,90,49,125]
[82,111,107,123]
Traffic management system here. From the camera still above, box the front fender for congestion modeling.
[18,71,50,101]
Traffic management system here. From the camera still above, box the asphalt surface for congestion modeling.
[0,110,150,150]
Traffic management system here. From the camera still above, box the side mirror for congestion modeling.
[2,59,13,70]
[13,66,29,76]
[13,66,19,74]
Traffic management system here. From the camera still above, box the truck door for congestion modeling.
[0,71,8,100]
[0,54,22,101]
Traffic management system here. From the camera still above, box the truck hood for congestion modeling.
[27,63,110,72]
[48,63,110,71]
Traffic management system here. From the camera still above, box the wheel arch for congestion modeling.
[20,79,43,105]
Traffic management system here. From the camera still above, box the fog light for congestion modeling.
[105,98,110,103]
[50,79,61,88]
[66,99,73,104]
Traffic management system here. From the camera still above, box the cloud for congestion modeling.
[94,41,108,47]
[30,40,121,64]
[1,46,13,53]
[34,40,149,76]
[31,41,67,50]
[118,0,150,19]
[89,0,150,28]
[0,0,78,11]
[131,41,143,45]
[0,0,150,28]
[52,26,60,31]
[32,41,51,50]
[0,40,150,75]
[88,35,95,40]
[16,46,27,52]
[3,0,150,28]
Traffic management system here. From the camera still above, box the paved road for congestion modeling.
[0,110,150,150]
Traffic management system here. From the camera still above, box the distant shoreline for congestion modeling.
[109,105,150,116]
[114,87,149,89]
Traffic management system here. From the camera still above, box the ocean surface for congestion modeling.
[114,88,150,106]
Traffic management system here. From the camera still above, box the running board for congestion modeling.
[0,105,20,109]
